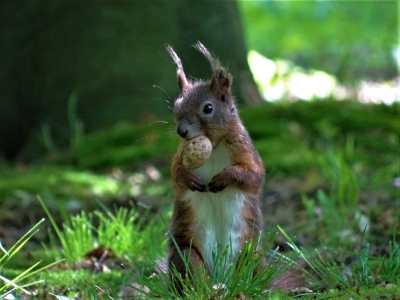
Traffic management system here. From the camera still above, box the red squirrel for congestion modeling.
[165,42,308,292]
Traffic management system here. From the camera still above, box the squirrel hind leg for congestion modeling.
[168,246,207,295]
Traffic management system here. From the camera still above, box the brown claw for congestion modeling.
[189,179,207,192]
[208,181,226,193]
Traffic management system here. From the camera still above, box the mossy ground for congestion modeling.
[0,100,398,299]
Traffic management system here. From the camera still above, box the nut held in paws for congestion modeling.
[179,135,212,169]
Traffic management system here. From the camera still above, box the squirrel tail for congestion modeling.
[266,261,311,291]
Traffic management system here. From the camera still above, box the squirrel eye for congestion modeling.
[203,103,214,114]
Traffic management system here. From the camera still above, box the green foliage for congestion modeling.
[377,223,400,282]
[239,1,397,83]
[74,120,178,169]
[0,100,398,297]
[241,100,399,193]
[139,232,302,299]
[68,100,399,178]
[2,185,399,298]
[39,197,166,266]
[300,148,366,247]
[94,202,166,265]
[0,219,61,298]
[308,285,400,300]
[0,100,397,211]
[0,101,397,224]
[37,269,124,299]
[279,225,400,290]
[41,91,85,157]
[0,166,132,203]
[316,150,359,210]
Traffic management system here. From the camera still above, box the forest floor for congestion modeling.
[0,100,399,299]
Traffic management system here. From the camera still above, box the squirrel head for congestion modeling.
[167,42,238,146]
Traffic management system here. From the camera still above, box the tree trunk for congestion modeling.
[0,0,261,160]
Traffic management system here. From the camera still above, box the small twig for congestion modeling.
[98,249,109,267]
[92,249,109,274]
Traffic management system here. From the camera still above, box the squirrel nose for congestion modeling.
[177,127,188,139]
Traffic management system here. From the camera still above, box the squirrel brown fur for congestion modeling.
[165,42,309,293]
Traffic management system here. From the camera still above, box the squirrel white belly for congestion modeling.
[183,142,247,271]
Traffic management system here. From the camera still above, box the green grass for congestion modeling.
[137,231,301,299]
[0,201,168,298]
[0,100,398,298]
[0,219,61,299]
[0,166,133,204]
[2,196,399,299]
[1,100,397,203]
[39,197,166,267]
[297,285,400,300]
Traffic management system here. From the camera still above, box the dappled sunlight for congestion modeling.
[63,171,120,196]
[358,80,399,105]
[0,167,133,202]
[248,50,398,104]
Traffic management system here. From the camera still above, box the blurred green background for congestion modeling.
[0,0,397,160]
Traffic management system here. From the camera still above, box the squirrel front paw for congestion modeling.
[187,175,207,192]
[175,167,207,192]
[208,171,231,193]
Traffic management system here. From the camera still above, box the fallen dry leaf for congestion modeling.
[84,244,114,260]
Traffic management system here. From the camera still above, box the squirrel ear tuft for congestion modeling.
[177,69,189,93]
[193,41,232,99]
[166,45,190,92]
[212,68,232,97]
